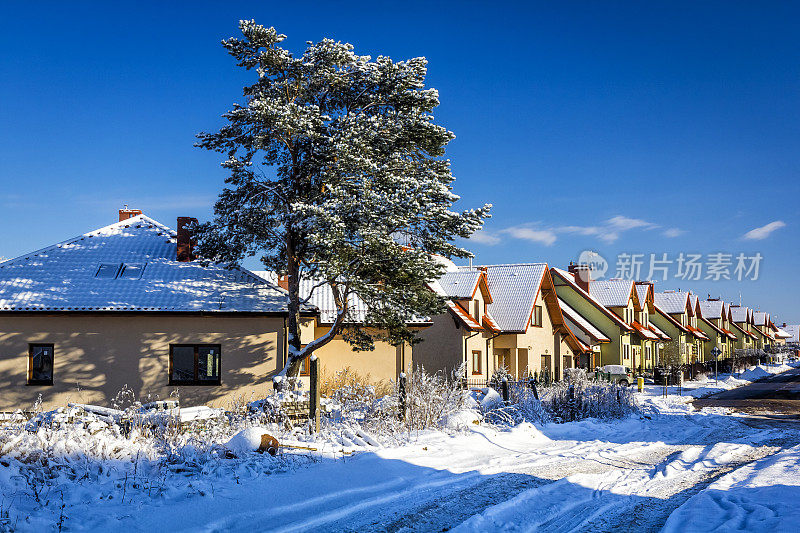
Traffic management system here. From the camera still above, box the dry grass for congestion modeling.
[319,366,393,398]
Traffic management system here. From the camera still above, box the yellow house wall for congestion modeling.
[0,314,285,411]
[312,326,410,383]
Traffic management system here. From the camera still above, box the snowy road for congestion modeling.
[71,393,797,533]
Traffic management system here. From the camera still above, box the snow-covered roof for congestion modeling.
[654,291,690,314]
[753,311,769,327]
[589,279,634,308]
[699,300,724,320]
[784,324,800,342]
[251,271,429,325]
[466,264,547,332]
[635,284,653,306]
[775,327,792,339]
[558,298,610,343]
[0,215,293,313]
[550,268,632,331]
[436,271,483,300]
[648,321,671,341]
[427,278,483,330]
[730,305,751,323]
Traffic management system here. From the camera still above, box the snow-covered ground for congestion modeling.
[2,364,799,532]
[641,362,797,399]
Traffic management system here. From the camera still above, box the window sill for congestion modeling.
[168,380,221,386]
[27,381,53,386]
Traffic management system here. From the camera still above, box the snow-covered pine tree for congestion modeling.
[194,21,491,379]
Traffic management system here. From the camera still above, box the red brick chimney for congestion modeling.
[568,262,591,293]
[176,217,197,262]
[119,205,142,222]
[277,275,289,290]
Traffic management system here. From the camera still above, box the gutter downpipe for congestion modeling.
[464,330,481,381]
[486,331,502,379]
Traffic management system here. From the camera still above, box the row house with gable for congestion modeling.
[730,305,759,350]
[415,267,499,380]
[651,290,708,364]
[752,312,776,349]
[551,266,640,371]
[415,261,583,382]
[697,299,738,359]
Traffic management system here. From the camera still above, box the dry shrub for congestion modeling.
[320,366,392,399]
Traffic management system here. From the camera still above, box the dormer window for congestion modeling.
[95,264,121,279]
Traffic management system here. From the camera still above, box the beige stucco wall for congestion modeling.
[312,325,411,383]
[415,311,492,379]
[0,314,286,411]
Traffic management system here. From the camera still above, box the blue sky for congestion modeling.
[1,2,798,322]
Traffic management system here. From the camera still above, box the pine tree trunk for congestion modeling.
[285,235,303,378]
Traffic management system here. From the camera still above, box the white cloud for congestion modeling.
[743,220,786,240]
[502,227,557,246]
[499,215,663,246]
[606,215,658,232]
[469,230,501,245]
[663,228,684,238]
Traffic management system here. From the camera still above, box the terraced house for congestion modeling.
[633,282,668,371]
[474,264,584,381]
[697,299,738,359]
[415,266,499,380]
[416,262,583,382]
[752,311,776,349]
[551,266,637,370]
[651,290,707,364]
[730,305,758,350]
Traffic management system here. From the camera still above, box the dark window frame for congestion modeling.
[168,344,221,386]
[28,343,54,386]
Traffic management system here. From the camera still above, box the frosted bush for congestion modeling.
[483,369,639,426]
[403,364,469,431]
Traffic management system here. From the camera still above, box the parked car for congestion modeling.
[592,365,633,386]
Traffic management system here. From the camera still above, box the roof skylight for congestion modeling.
[119,263,146,279]
[95,264,121,279]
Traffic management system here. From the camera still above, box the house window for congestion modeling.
[496,350,509,370]
[472,350,482,375]
[623,344,631,360]
[28,344,54,385]
[531,305,543,327]
[169,344,221,385]
[473,300,480,321]
[646,345,652,360]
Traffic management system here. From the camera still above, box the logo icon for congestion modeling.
[577,250,608,280]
